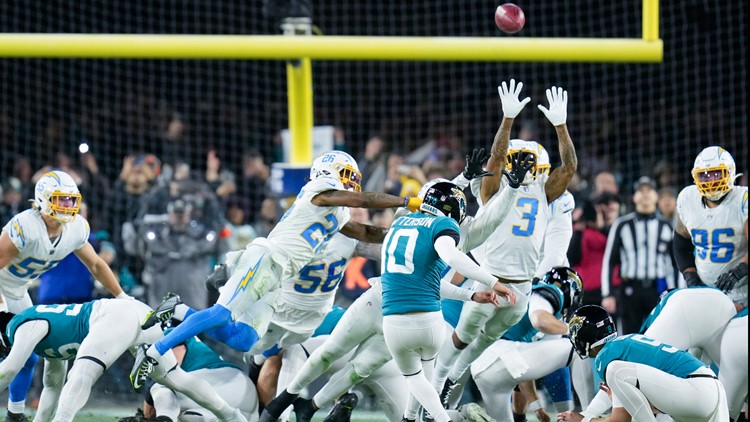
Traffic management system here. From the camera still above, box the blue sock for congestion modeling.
[9,353,38,403]
[540,366,572,404]
[154,304,232,355]
[205,320,260,352]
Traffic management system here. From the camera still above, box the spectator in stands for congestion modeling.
[654,159,678,189]
[224,196,257,252]
[78,150,112,232]
[358,135,387,193]
[235,149,270,225]
[383,153,405,196]
[252,197,279,238]
[657,187,678,223]
[600,176,680,334]
[568,192,622,308]
[204,149,236,202]
[134,198,219,309]
[0,178,23,228]
[591,170,619,198]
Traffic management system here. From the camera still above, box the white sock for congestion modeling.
[7,400,25,414]
[173,303,191,321]
[405,373,451,422]
[433,338,462,391]
[52,360,104,422]
[448,333,494,382]
[314,364,361,408]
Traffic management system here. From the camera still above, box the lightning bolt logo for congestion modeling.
[227,255,264,303]
[11,221,25,247]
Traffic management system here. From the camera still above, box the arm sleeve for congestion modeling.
[434,235,497,288]
[580,390,613,419]
[600,219,623,297]
[673,230,697,273]
[458,186,518,252]
[0,320,49,392]
[567,229,584,266]
[534,209,573,278]
[450,173,471,190]
[440,278,474,301]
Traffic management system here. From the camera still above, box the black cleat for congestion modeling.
[205,263,230,292]
[259,389,299,422]
[323,392,359,422]
[293,397,318,422]
[4,412,29,422]
[439,378,460,409]
[142,292,181,329]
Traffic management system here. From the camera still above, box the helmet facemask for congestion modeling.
[506,150,540,185]
[45,190,82,223]
[692,165,732,201]
[337,164,363,192]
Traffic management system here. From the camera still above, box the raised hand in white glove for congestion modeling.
[537,86,568,126]
[497,79,531,118]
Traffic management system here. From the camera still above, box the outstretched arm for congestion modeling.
[0,320,48,392]
[340,221,389,244]
[537,86,577,203]
[75,242,126,298]
[481,79,531,204]
[312,190,421,211]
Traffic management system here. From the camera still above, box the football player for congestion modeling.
[719,308,748,422]
[673,146,748,304]
[471,267,590,421]
[130,150,422,391]
[434,79,578,403]
[0,299,246,422]
[558,305,729,422]
[0,170,128,421]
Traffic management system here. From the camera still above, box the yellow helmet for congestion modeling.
[691,146,736,201]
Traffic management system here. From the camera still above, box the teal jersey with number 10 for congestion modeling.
[7,301,95,360]
[381,212,460,316]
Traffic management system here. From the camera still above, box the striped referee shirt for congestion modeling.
[601,212,681,297]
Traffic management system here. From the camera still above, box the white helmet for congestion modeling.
[418,177,450,200]
[309,150,363,192]
[535,142,551,182]
[691,146,736,201]
[33,170,81,223]
[506,139,542,185]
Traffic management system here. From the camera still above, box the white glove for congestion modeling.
[497,79,531,118]
[537,86,568,126]
[116,291,135,300]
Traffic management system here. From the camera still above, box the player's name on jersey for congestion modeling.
[398,217,436,228]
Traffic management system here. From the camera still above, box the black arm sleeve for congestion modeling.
[673,231,697,273]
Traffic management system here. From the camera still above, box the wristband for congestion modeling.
[527,400,543,412]
[116,291,130,299]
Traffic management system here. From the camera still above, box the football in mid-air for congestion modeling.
[495,3,525,34]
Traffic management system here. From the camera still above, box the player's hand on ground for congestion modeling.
[715,262,747,292]
[556,410,583,422]
[463,147,493,180]
[497,79,531,118]
[492,281,517,305]
[502,151,536,188]
[471,290,501,307]
[538,86,568,126]
[536,408,552,422]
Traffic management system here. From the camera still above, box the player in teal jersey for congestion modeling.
[381,181,516,422]
[558,305,729,422]
[0,299,247,422]
[121,328,257,422]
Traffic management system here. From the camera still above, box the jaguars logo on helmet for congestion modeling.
[420,181,467,224]
[568,305,617,358]
[541,266,584,319]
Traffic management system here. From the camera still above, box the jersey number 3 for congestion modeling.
[512,197,539,237]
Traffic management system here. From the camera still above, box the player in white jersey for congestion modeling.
[673,146,748,304]
[0,170,128,421]
[131,150,423,392]
[434,80,578,403]
[259,152,535,422]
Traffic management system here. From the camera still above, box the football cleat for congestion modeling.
[439,378,460,409]
[323,393,359,422]
[458,403,496,422]
[293,397,318,422]
[129,344,158,393]
[259,389,299,422]
[4,412,30,422]
[141,292,181,330]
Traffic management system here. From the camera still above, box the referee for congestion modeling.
[600,176,681,333]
